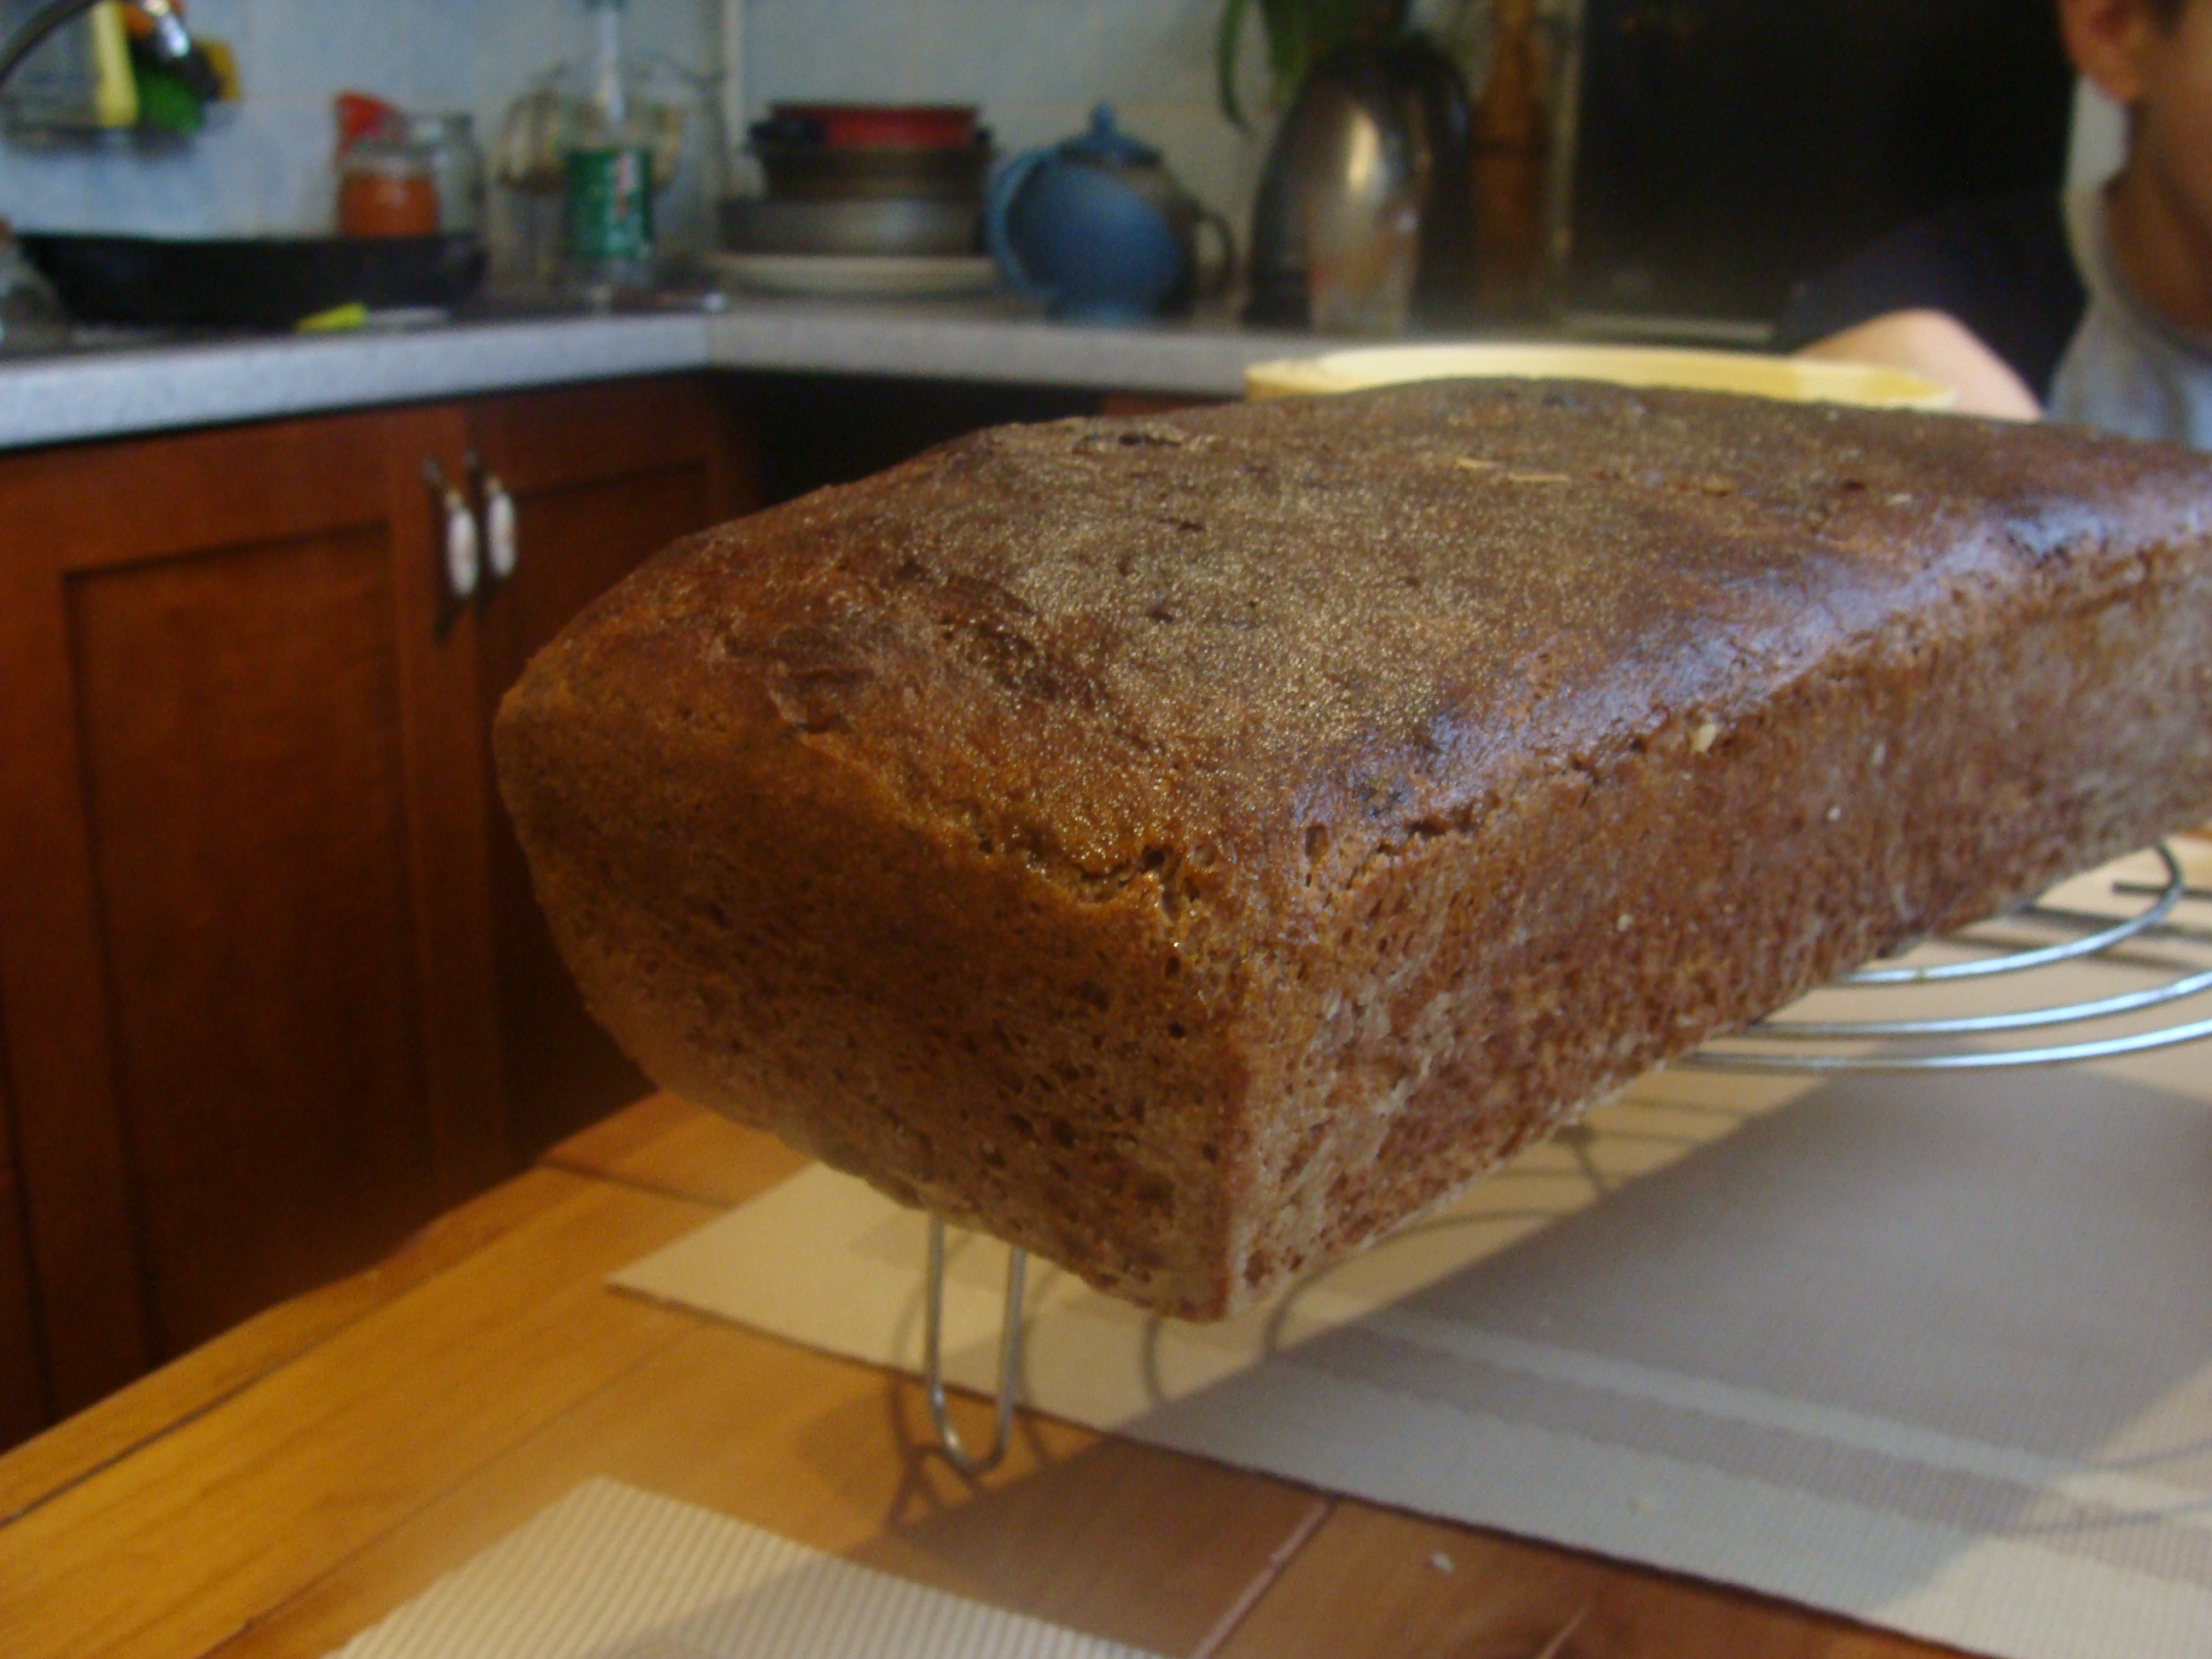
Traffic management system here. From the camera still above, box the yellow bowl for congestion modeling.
[1243,342,1955,411]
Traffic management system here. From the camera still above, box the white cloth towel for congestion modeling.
[617,853,2212,1659]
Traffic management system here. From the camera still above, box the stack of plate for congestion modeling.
[713,103,999,299]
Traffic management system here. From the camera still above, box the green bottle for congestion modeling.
[563,0,655,298]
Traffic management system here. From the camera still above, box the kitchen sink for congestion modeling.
[20,232,486,330]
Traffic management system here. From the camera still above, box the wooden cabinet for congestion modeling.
[0,1051,47,1446]
[0,376,754,1429]
[468,380,754,1158]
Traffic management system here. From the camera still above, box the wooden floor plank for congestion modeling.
[1214,1500,1959,1659]
[544,1091,806,1208]
[0,1174,717,1659]
[3,1089,2029,1658]
[540,1091,698,1173]
[203,1318,1328,1659]
[0,1170,570,1527]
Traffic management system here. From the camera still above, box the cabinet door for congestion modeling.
[469,376,758,1159]
[0,407,502,1408]
[0,1049,48,1445]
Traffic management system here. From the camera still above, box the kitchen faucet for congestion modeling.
[0,0,219,101]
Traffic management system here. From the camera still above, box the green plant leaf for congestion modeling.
[1220,0,1412,127]
[1215,0,1255,129]
[1263,0,1307,99]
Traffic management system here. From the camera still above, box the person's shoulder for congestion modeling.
[1776,189,2085,399]
[1912,190,2079,306]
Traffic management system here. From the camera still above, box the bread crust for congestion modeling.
[497,381,2212,1318]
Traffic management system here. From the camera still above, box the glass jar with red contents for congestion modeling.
[339,134,440,238]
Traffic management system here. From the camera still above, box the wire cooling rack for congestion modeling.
[919,840,2212,1473]
[1684,841,2212,1072]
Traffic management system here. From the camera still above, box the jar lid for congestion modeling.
[341,136,434,177]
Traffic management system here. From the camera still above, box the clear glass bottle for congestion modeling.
[411,111,487,236]
[562,0,657,300]
[631,60,724,276]
[489,73,571,295]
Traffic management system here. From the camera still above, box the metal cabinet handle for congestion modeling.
[424,457,480,637]
[483,475,518,585]
[443,489,481,601]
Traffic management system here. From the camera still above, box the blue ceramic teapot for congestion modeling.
[986,106,1231,323]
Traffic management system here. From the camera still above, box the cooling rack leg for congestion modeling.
[923,1214,1027,1476]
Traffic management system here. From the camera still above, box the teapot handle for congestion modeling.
[1193,207,1237,301]
[984,144,1058,302]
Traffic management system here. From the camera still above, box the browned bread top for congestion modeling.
[529,380,2212,941]
[501,380,2212,1314]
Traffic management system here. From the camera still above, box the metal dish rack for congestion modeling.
[921,841,2212,1473]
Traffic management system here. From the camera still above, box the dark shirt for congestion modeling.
[1773,191,2087,403]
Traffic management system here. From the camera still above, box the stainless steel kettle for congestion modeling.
[1244,38,1476,333]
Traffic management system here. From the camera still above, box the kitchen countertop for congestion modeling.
[0,1089,1948,1659]
[0,297,1343,451]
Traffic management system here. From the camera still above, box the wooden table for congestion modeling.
[1,1093,1945,1659]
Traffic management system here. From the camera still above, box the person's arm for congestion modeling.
[1794,309,2044,421]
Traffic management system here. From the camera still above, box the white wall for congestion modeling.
[0,0,717,235]
[0,0,1483,242]
[0,0,1289,238]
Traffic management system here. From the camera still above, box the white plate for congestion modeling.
[1243,342,1954,410]
[707,251,1000,299]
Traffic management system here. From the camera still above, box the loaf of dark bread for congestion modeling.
[496,381,2212,1318]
